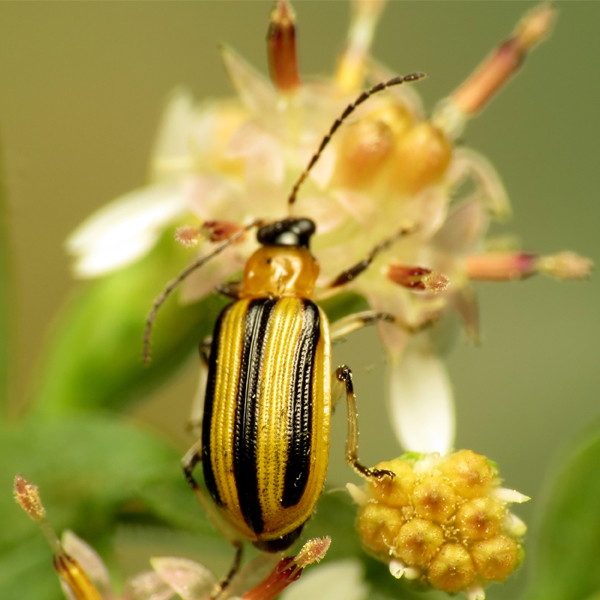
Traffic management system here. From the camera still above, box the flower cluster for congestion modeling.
[14,475,334,600]
[351,451,529,599]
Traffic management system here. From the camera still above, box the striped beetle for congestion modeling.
[143,73,426,588]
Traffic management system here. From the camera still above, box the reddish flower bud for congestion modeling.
[388,264,449,293]
[267,0,301,92]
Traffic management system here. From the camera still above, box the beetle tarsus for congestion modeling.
[210,541,244,600]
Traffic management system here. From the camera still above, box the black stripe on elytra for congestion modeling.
[281,300,320,508]
[201,304,231,508]
[233,298,277,535]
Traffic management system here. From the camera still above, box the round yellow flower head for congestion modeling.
[353,450,528,598]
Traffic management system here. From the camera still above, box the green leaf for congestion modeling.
[0,415,212,599]
[320,291,370,324]
[0,136,10,416]
[33,230,228,415]
[523,422,600,600]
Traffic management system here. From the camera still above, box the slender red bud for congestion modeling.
[242,537,331,600]
[465,252,537,281]
[203,220,246,243]
[267,0,301,92]
[451,3,556,116]
[466,251,593,282]
[388,264,450,293]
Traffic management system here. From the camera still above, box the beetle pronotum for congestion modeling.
[143,73,428,592]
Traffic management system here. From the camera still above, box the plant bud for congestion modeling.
[390,123,452,195]
[470,535,519,581]
[357,502,404,556]
[456,497,504,542]
[427,543,476,593]
[440,449,495,498]
[368,459,416,506]
[412,476,457,522]
[396,519,445,567]
[335,118,394,189]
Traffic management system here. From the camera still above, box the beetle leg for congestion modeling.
[215,281,242,299]
[325,223,416,289]
[330,310,395,341]
[143,219,262,365]
[200,336,212,367]
[182,441,245,597]
[330,310,439,342]
[335,365,395,481]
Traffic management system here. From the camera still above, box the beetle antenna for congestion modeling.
[143,219,262,365]
[287,73,426,208]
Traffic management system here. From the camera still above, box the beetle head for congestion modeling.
[257,218,316,249]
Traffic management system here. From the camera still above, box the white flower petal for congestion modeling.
[413,453,443,476]
[332,189,379,229]
[433,198,488,255]
[450,147,511,221]
[226,554,279,599]
[465,582,486,600]
[121,570,176,600]
[220,45,279,121]
[228,121,285,187]
[402,188,449,240]
[66,184,187,278]
[388,559,407,579]
[346,482,370,506]
[502,512,527,538]
[151,87,196,181]
[183,174,242,223]
[451,286,480,344]
[298,194,347,235]
[61,530,111,596]
[388,340,455,454]
[491,488,531,504]
[403,567,420,580]
[151,557,217,600]
[280,560,368,600]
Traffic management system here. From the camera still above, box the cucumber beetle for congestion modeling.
[143,73,427,588]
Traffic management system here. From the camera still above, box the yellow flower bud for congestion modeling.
[335,118,394,189]
[440,449,495,498]
[412,476,457,523]
[427,543,476,593]
[368,459,416,507]
[357,502,404,556]
[470,535,520,581]
[366,103,414,140]
[390,122,452,195]
[456,497,505,541]
[396,519,444,568]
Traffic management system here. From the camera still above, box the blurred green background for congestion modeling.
[0,2,598,599]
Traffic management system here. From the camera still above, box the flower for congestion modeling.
[64,1,591,453]
[14,474,333,600]
[348,451,529,599]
